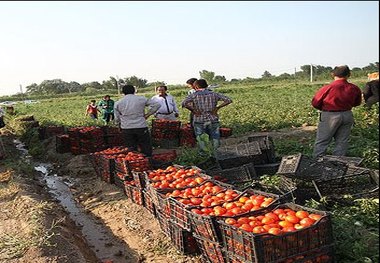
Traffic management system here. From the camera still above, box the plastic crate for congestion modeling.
[168,221,200,255]
[220,127,233,138]
[194,234,226,263]
[197,157,222,171]
[207,163,258,185]
[124,181,144,206]
[132,171,146,189]
[55,134,71,153]
[313,167,378,204]
[216,142,265,169]
[189,189,281,243]
[254,163,280,177]
[218,203,334,263]
[114,172,129,189]
[156,208,170,236]
[90,154,115,184]
[166,179,238,230]
[277,154,348,180]
[322,155,364,167]
[225,244,334,263]
[247,135,276,163]
[142,189,156,217]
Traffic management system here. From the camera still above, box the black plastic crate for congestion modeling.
[124,181,144,206]
[277,154,348,180]
[225,244,335,263]
[189,189,281,243]
[132,171,146,189]
[167,180,239,231]
[197,157,222,171]
[90,154,115,184]
[156,208,170,237]
[322,155,364,167]
[314,167,379,202]
[247,135,276,163]
[114,172,128,189]
[194,234,226,263]
[168,221,200,255]
[219,203,334,263]
[207,163,258,185]
[254,163,280,177]
[142,189,156,217]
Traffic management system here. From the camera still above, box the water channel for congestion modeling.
[14,139,128,263]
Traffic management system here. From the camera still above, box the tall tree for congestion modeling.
[199,70,215,83]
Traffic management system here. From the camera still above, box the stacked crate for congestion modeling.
[151,119,181,148]
[55,134,71,153]
[90,146,130,184]
[216,141,264,169]
[179,123,196,147]
[67,126,107,155]
[217,203,335,263]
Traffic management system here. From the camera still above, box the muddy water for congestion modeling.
[14,140,128,263]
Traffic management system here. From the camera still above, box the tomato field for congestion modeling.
[1,78,379,263]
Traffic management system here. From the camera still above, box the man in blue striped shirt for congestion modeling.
[182,79,232,156]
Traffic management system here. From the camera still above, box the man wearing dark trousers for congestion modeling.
[114,85,160,157]
[311,65,362,158]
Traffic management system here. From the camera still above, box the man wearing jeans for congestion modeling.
[114,85,160,157]
[182,79,232,156]
[311,65,362,158]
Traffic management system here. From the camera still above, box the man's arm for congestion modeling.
[181,94,195,111]
[145,98,160,119]
[213,93,232,115]
[113,101,121,125]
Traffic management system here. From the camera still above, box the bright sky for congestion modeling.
[0,1,378,96]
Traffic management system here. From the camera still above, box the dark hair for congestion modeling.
[156,85,167,91]
[194,79,208,89]
[186,78,198,85]
[332,65,351,78]
[104,95,110,99]
[122,84,135,95]
[90,100,96,103]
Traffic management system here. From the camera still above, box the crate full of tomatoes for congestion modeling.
[90,147,130,184]
[189,189,280,243]
[217,203,334,263]
[124,176,144,206]
[56,134,71,153]
[151,119,181,148]
[219,127,232,138]
[68,126,107,154]
[114,151,151,176]
[168,221,200,255]
[180,123,196,147]
[166,180,237,231]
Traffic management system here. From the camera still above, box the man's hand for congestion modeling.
[193,110,201,116]
[211,107,220,116]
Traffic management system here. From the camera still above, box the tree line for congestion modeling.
[24,62,378,95]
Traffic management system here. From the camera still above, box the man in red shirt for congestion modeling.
[311,65,362,158]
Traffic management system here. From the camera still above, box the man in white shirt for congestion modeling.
[114,85,160,156]
[150,85,179,121]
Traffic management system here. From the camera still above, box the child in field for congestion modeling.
[85,100,100,119]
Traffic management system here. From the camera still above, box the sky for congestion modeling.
[0,1,379,96]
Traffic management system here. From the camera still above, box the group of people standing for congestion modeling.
[85,78,233,157]
[84,67,378,160]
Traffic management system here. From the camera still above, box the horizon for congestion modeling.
[0,1,378,96]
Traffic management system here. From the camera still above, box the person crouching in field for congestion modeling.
[311,65,362,158]
[182,79,232,157]
[150,85,179,121]
[85,100,100,119]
